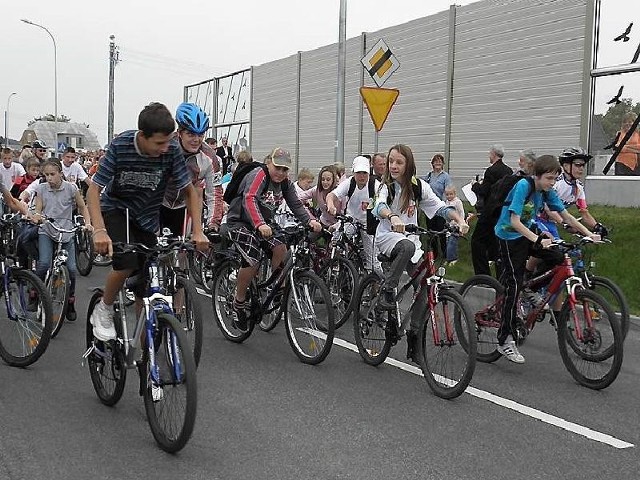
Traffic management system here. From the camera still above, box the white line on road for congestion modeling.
[197,287,634,449]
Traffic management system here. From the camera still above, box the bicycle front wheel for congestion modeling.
[319,257,359,329]
[141,313,197,453]
[174,275,203,367]
[85,291,126,406]
[47,265,70,338]
[212,259,254,342]
[416,289,476,399]
[352,273,393,366]
[0,269,53,367]
[283,270,335,365]
[557,288,623,390]
[75,229,95,276]
[586,275,630,340]
[458,274,503,363]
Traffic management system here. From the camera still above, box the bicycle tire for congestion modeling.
[174,275,203,367]
[212,259,254,342]
[416,289,476,399]
[141,312,197,453]
[352,273,393,366]
[458,274,503,363]
[283,270,335,365]
[556,288,623,390]
[257,261,281,332]
[319,257,359,329]
[48,265,70,338]
[0,269,53,367]
[85,291,127,406]
[75,229,95,276]
[586,275,630,340]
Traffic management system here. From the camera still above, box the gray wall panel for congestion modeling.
[251,55,298,162]
[223,0,590,185]
[449,0,588,181]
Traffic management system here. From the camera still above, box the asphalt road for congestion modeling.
[1,265,638,480]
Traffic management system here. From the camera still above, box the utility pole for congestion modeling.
[334,0,347,163]
[107,35,119,144]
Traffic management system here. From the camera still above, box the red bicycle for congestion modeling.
[459,237,623,390]
[352,224,476,399]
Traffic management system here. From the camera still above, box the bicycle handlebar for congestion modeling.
[405,223,460,236]
[113,238,195,256]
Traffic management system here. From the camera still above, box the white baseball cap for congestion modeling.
[352,156,370,173]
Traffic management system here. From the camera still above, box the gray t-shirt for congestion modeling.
[33,180,78,243]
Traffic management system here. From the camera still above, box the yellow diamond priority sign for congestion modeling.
[360,87,399,132]
[361,39,400,88]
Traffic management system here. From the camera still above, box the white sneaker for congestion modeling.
[90,301,116,341]
[497,336,525,364]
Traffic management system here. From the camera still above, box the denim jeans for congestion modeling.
[36,234,77,296]
[446,233,459,262]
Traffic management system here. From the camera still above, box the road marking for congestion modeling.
[330,337,634,449]
[197,287,634,449]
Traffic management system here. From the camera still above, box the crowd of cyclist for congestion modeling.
[0,100,609,367]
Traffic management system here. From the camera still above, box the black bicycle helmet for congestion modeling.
[559,147,592,164]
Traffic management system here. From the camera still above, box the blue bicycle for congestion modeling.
[83,239,198,453]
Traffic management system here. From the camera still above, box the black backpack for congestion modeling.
[482,175,543,226]
[222,162,289,204]
[346,176,379,235]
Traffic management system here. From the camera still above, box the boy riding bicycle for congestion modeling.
[494,155,600,364]
[86,102,209,342]
[224,147,321,332]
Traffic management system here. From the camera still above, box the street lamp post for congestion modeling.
[21,19,58,152]
[4,92,16,148]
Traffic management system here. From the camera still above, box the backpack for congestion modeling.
[386,176,423,206]
[223,161,289,204]
[483,175,544,226]
[346,176,379,235]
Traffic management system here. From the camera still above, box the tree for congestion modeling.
[27,114,71,126]
[600,99,640,140]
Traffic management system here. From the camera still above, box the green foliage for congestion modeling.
[598,99,640,140]
[444,203,640,316]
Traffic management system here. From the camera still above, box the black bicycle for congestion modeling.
[0,214,53,367]
[212,222,335,365]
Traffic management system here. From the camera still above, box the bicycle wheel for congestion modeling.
[319,257,359,329]
[75,229,94,276]
[352,273,393,366]
[0,269,53,367]
[212,258,254,342]
[283,270,335,365]
[85,291,126,406]
[556,289,623,390]
[47,265,70,338]
[257,261,280,332]
[458,274,503,363]
[586,275,630,341]
[416,289,476,399]
[141,313,197,453]
[174,275,203,368]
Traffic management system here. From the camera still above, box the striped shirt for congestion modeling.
[92,130,190,233]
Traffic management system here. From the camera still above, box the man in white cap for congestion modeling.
[326,156,382,273]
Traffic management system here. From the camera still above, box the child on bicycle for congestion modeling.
[86,102,209,342]
[372,144,468,359]
[31,159,93,321]
[443,184,464,265]
[326,155,382,273]
[494,155,600,364]
[224,147,321,332]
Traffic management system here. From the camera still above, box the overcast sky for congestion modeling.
[1,0,635,147]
